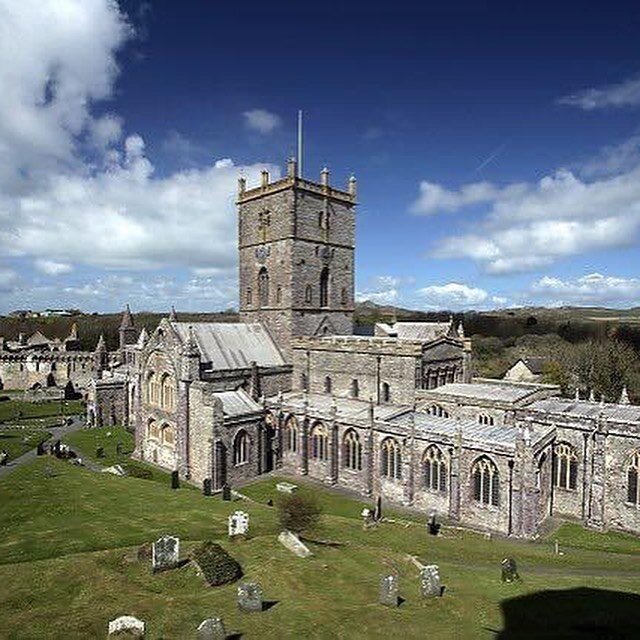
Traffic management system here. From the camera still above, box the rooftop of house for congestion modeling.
[374,320,459,342]
[213,388,262,417]
[420,378,560,404]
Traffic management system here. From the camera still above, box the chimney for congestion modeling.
[260,170,269,188]
[287,157,297,178]
[348,175,357,198]
[320,167,330,186]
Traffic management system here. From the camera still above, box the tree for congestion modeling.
[277,492,322,535]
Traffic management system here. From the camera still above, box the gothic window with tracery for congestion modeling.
[381,437,402,480]
[285,416,298,453]
[627,451,640,505]
[343,429,362,470]
[258,267,269,307]
[311,422,328,461]
[423,445,447,492]
[472,457,499,506]
[552,442,578,490]
[233,430,249,465]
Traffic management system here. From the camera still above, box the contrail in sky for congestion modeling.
[473,141,509,173]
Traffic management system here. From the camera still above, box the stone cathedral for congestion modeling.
[88,158,640,539]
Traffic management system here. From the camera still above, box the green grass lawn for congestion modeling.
[0,461,638,638]
[0,427,50,461]
[0,398,84,423]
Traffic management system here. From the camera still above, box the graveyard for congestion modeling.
[0,445,639,638]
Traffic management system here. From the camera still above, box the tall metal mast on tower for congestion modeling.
[297,109,303,178]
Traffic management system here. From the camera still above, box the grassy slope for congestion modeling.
[0,427,50,461]
[0,460,639,638]
[0,398,84,423]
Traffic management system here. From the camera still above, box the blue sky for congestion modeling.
[2,0,640,313]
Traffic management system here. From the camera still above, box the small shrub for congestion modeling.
[192,541,242,587]
[124,465,153,480]
[277,492,322,535]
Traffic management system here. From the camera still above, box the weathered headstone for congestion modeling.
[361,507,375,530]
[197,617,226,640]
[420,564,442,598]
[276,481,298,494]
[101,464,126,477]
[427,512,441,536]
[96,446,105,459]
[278,530,312,558]
[203,478,212,496]
[108,615,145,637]
[36,442,45,456]
[237,582,263,612]
[379,574,399,607]
[152,535,180,572]
[222,483,232,501]
[501,557,520,583]
[171,470,180,489]
[228,511,249,537]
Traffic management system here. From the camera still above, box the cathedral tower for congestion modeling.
[238,158,356,360]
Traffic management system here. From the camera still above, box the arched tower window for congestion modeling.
[320,267,329,307]
[478,413,494,426]
[423,445,447,492]
[627,451,640,505]
[285,416,298,453]
[472,457,499,506]
[427,404,449,418]
[552,442,578,490]
[276,286,282,303]
[343,429,362,470]
[381,437,402,480]
[258,267,269,307]
[324,376,332,394]
[351,379,359,398]
[160,423,175,447]
[381,382,390,403]
[311,422,328,461]
[300,372,308,391]
[233,430,250,465]
[305,284,313,304]
[147,419,159,440]
[160,373,175,411]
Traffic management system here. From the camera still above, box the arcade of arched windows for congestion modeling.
[145,369,176,412]
[423,365,458,390]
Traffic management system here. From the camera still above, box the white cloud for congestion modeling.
[559,74,640,110]
[0,267,18,292]
[416,282,488,309]
[35,259,72,275]
[355,288,398,305]
[243,109,282,135]
[414,163,640,274]
[530,273,640,306]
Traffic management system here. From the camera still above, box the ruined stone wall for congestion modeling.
[87,379,127,429]
[0,352,95,391]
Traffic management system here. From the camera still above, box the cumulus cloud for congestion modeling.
[0,267,18,292]
[530,273,640,306]
[559,73,640,110]
[417,282,488,309]
[243,109,282,135]
[413,163,640,274]
[35,259,72,276]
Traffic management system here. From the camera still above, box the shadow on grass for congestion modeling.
[497,587,640,639]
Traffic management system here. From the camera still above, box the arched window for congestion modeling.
[247,288,253,305]
[161,373,175,411]
[258,267,269,307]
[276,286,282,304]
[300,372,308,391]
[320,267,329,307]
[161,424,175,447]
[472,457,499,506]
[147,419,159,440]
[311,422,328,461]
[423,445,447,492]
[147,372,160,405]
[478,413,494,426]
[305,285,313,304]
[341,287,348,305]
[627,451,640,505]
[427,404,449,418]
[324,376,332,394]
[343,429,362,470]
[351,379,359,398]
[381,382,390,403]
[552,442,578,490]
[381,437,402,480]
[285,416,298,453]
[233,430,250,465]
[319,209,330,229]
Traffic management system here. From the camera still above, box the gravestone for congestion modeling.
[36,442,45,456]
[222,483,232,501]
[373,495,382,521]
[152,535,180,572]
[427,512,441,536]
[379,574,399,607]
[237,582,263,612]
[108,615,145,637]
[501,557,520,583]
[361,507,375,530]
[276,481,298,494]
[171,470,180,489]
[203,478,212,496]
[228,511,250,537]
[96,446,105,459]
[420,565,442,598]
[197,617,226,640]
[278,530,312,558]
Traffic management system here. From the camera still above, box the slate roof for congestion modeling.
[214,389,262,417]
[171,322,285,370]
[375,321,454,342]
[426,380,553,404]
[528,398,640,424]
[518,357,547,375]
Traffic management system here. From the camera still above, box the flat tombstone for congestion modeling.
[108,615,145,637]
[379,574,399,607]
[276,481,298,494]
[152,535,180,572]
[222,483,232,501]
[501,557,520,583]
[420,565,441,598]
[228,511,249,538]
[278,530,312,558]
[197,617,226,640]
[237,582,263,612]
